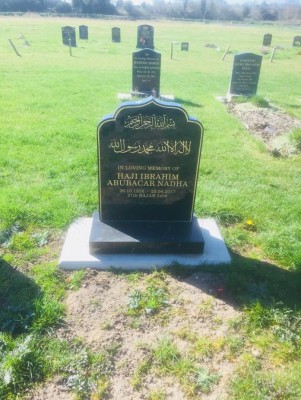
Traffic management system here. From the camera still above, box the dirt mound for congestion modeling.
[29,270,240,400]
[227,101,301,156]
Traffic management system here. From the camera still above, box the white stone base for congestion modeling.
[117,93,175,101]
[58,218,231,270]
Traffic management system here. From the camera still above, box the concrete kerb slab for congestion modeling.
[58,218,231,270]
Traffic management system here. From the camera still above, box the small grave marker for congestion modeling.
[112,27,121,42]
[229,52,262,97]
[181,42,189,51]
[171,42,180,59]
[270,47,277,63]
[137,25,154,49]
[293,35,301,47]
[263,33,272,46]
[8,39,21,57]
[90,96,205,254]
[79,25,88,40]
[61,26,76,47]
[221,45,230,61]
[132,48,161,97]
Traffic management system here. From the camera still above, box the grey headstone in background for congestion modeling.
[293,35,301,47]
[137,25,154,49]
[181,42,189,51]
[112,27,121,42]
[62,26,76,47]
[132,48,161,97]
[79,25,88,40]
[263,33,272,46]
[229,52,262,96]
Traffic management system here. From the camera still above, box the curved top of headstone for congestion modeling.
[61,26,75,31]
[234,52,262,59]
[137,24,154,49]
[98,96,203,131]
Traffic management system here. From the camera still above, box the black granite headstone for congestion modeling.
[61,26,76,47]
[293,35,301,47]
[181,42,189,51]
[262,33,272,46]
[137,25,154,49]
[132,49,161,97]
[90,97,204,254]
[79,25,88,40]
[229,52,262,96]
[112,27,121,42]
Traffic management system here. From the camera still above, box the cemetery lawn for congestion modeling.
[1,15,301,400]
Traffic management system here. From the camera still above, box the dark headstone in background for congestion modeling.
[132,49,161,97]
[229,52,262,96]
[137,25,154,49]
[181,42,189,51]
[79,25,88,40]
[61,26,76,47]
[262,33,272,46]
[293,35,301,47]
[112,27,121,42]
[90,97,204,254]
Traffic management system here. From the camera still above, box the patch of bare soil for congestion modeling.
[30,270,241,400]
[227,101,301,156]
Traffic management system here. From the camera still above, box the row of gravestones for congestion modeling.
[61,26,86,47]
[63,26,284,100]
[61,24,190,50]
[61,25,152,48]
[131,48,262,99]
[61,25,264,98]
[263,33,301,47]
[132,31,301,98]
[62,24,301,49]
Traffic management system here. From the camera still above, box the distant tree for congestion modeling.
[259,1,277,20]
[0,0,44,11]
[123,0,143,17]
[72,0,81,10]
[71,0,116,14]
[55,1,72,12]
[241,4,250,19]
[282,4,301,20]
[206,0,217,19]
[200,0,207,20]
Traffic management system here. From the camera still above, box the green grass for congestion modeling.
[131,336,221,397]
[290,127,301,150]
[229,355,301,399]
[127,271,169,316]
[0,15,301,399]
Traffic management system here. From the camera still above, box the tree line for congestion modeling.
[0,0,301,22]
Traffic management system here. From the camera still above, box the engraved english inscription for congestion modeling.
[229,53,262,96]
[132,49,161,96]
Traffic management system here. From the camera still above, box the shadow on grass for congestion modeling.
[0,258,41,335]
[175,97,203,108]
[165,252,301,311]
